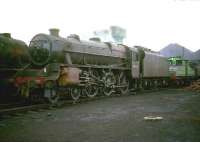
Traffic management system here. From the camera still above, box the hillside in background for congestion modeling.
[159,43,199,60]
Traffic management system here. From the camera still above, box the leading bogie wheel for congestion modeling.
[44,88,59,104]
[70,88,81,101]
[19,83,30,98]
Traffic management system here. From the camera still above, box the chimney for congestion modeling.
[49,28,59,37]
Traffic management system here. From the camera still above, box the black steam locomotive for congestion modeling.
[0,29,199,103]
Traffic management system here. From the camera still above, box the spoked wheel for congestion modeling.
[85,85,98,98]
[44,88,59,104]
[84,70,99,98]
[118,72,129,95]
[44,81,59,104]
[19,83,30,98]
[70,88,81,101]
[102,71,116,96]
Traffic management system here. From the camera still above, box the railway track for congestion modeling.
[0,88,171,118]
[0,102,24,109]
[0,95,108,118]
[0,103,49,116]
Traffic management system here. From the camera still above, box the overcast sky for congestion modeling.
[1,0,200,51]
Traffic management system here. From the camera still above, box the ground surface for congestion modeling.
[0,89,200,142]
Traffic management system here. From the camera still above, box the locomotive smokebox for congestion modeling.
[0,33,11,38]
[0,34,29,68]
[49,28,59,37]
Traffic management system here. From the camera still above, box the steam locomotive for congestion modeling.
[0,29,199,103]
[0,33,30,102]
